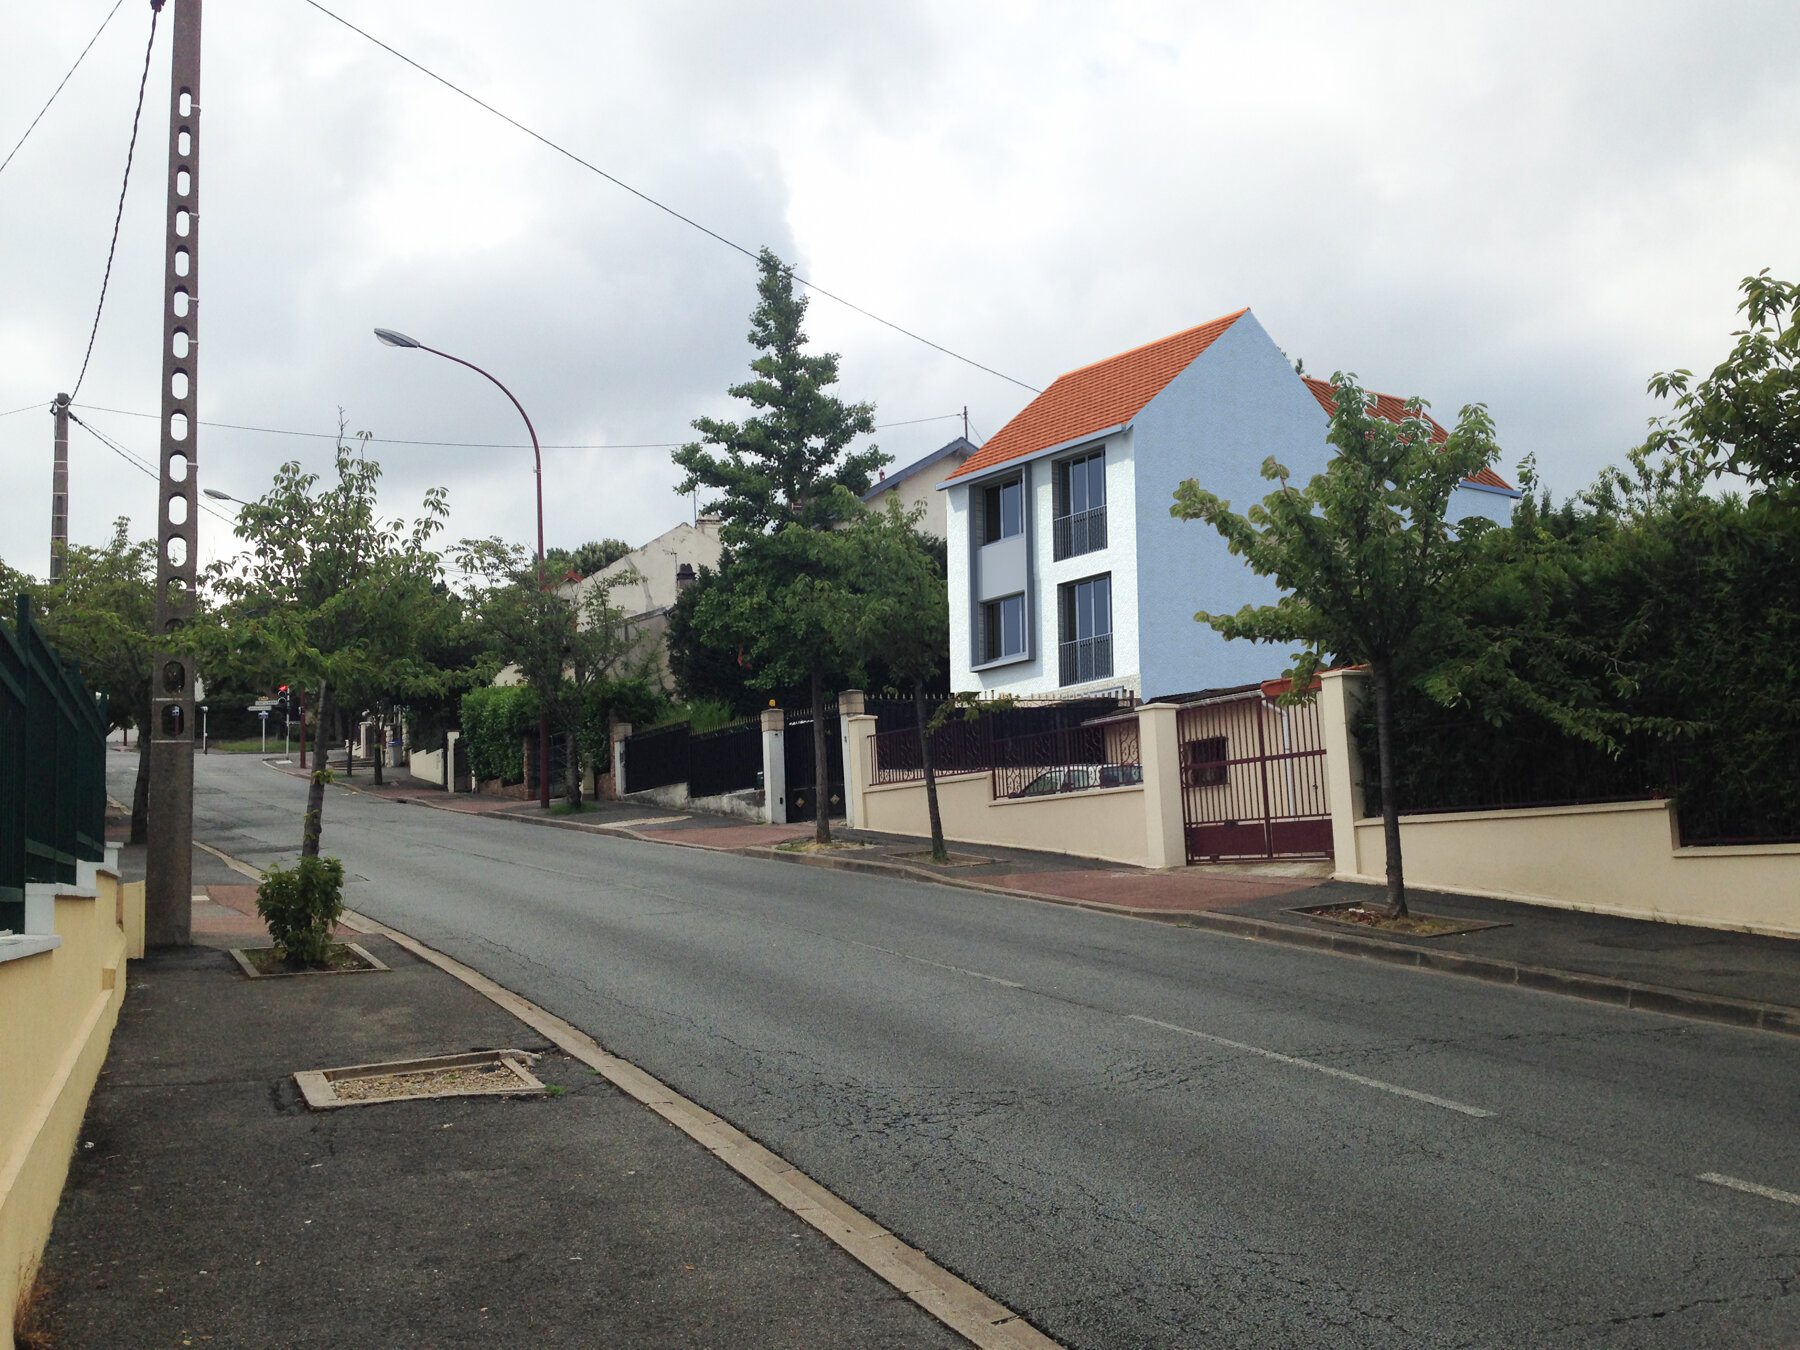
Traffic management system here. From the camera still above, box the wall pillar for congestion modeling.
[1138,702,1186,869]
[837,691,865,827]
[842,713,877,831]
[444,731,461,793]
[760,709,786,825]
[611,723,631,797]
[1318,668,1369,877]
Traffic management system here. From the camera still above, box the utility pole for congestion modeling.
[962,406,969,443]
[145,0,200,947]
[49,393,70,582]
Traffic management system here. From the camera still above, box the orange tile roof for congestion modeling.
[945,310,1250,481]
[1301,377,1514,491]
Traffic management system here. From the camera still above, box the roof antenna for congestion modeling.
[962,405,969,442]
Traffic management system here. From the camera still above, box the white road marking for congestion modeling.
[1699,1172,1800,1206]
[1127,1014,1496,1118]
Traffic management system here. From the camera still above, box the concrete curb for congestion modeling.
[339,909,1064,1350]
[386,789,1800,1039]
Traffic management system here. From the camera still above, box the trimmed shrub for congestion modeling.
[256,856,345,965]
[460,683,539,783]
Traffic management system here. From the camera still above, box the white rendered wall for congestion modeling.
[945,433,1140,699]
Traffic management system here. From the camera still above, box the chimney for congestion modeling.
[675,562,697,592]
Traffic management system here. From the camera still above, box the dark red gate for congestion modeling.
[1177,689,1331,863]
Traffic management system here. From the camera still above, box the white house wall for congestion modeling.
[1130,311,1335,699]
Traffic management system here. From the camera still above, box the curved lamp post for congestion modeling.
[375,328,551,808]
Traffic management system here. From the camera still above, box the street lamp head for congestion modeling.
[373,327,422,349]
[202,487,235,502]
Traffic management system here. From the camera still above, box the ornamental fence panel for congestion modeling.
[688,720,762,798]
[990,717,1142,800]
[2,595,108,933]
[622,721,690,794]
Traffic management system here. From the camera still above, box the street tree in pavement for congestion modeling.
[206,429,449,859]
[1171,374,1500,917]
[837,501,953,861]
[672,247,887,844]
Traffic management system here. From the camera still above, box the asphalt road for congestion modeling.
[136,751,1800,1349]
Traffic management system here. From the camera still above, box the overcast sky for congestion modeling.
[3,0,1796,578]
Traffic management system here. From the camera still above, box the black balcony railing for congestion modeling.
[1052,507,1106,560]
[1059,634,1112,687]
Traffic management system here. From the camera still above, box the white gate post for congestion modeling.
[1318,668,1369,877]
[761,708,786,825]
[443,731,460,793]
[612,723,632,797]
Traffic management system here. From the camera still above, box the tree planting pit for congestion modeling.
[230,942,389,978]
[295,1050,545,1110]
[1291,902,1509,938]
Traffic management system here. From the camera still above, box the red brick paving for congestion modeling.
[198,884,356,940]
[984,869,1321,913]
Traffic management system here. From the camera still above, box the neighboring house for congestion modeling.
[861,436,977,538]
[939,308,1520,701]
[559,517,723,688]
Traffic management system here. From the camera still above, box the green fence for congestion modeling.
[1,595,109,934]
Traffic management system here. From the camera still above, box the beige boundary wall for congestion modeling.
[1319,668,1800,938]
[840,703,1188,869]
[1,868,139,1345]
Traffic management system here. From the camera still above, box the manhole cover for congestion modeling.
[296,1050,544,1110]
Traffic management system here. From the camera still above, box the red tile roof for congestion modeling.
[945,310,1250,481]
[1302,377,1513,491]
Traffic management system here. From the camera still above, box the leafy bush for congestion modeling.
[657,698,738,733]
[256,856,345,965]
[460,683,539,783]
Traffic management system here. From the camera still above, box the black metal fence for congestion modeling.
[868,696,1132,786]
[990,718,1142,799]
[784,705,844,822]
[2,596,109,933]
[622,721,690,794]
[689,720,761,798]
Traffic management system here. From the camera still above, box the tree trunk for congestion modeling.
[811,662,831,846]
[371,698,385,786]
[565,726,582,810]
[1371,659,1407,918]
[916,679,947,863]
[302,682,331,858]
[130,698,151,845]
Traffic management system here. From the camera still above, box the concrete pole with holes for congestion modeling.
[48,393,70,582]
[145,0,200,947]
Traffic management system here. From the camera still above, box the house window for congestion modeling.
[980,594,1027,664]
[981,477,1025,544]
[1053,450,1106,560]
[1058,573,1112,685]
[1182,736,1228,787]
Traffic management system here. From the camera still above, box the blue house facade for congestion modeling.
[940,309,1519,701]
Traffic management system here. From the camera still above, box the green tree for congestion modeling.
[1647,270,1800,491]
[1170,374,1501,916]
[837,502,953,859]
[546,538,633,581]
[459,540,654,808]
[672,248,886,842]
[206,432,449,858]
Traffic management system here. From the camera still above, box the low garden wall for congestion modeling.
[859,769,1153,868]
[1,865,137,1345]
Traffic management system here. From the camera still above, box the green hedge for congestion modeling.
[459,684,539,784]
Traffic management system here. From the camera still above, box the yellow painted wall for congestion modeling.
[862,769,1153,867]
[1344,799,1800,938]
[0,876,129,1346]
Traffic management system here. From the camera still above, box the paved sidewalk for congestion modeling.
[38,930,969,1347]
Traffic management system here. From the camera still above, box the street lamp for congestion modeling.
[375,327,552,809]
[202,487,245,504]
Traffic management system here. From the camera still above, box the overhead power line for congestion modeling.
[0,0,127,181]
[65,409,236,525]
[72,402,966,451]
[295,0,1042,396]
[69,1,160,399]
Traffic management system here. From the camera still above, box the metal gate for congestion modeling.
[1178,689,1331,862]
[784,707,844,823]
